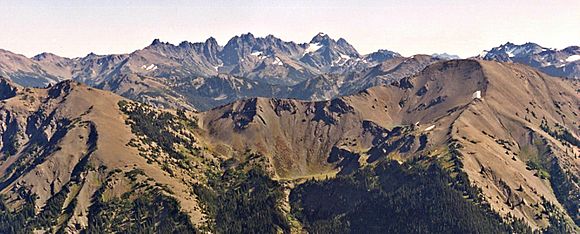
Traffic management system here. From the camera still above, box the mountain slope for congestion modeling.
[0,79,213,232]
[0,60,578,232]
[199,59,580,229]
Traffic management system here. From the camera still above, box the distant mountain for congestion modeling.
[432,53,461,60]
[299,32,362,73]
[167,55,441,110]
[0,49,69,87]
[0,33,439,111]
[477,42,580,79]
[364,49,401,63]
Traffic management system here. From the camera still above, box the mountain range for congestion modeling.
[0,34,579,233]
[1,34,579,112]
[1,33,431,111]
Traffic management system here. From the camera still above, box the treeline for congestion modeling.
[193,158,290,233]
[0,188,36,234]
[86,188,196,234]
[290,160,533,233]
[82,166,196,233]
[540,120,580,148]
[0,169,197,233]
[118,100,199,160]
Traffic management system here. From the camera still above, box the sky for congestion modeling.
[1,0,579,58]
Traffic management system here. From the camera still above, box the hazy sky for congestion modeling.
[1,0,579,58]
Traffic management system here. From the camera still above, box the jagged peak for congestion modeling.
[264,34,285,43]
[150,38,163,46]
[178,41,193,48]
[223,33,254,48]
[495,41,544,50]
[205,36,218,45]
[86,52,98,57]
[240,32,255,40]
[336,38,348,45]
[522,42,540,47]
[310,32,332,44]
[502,41,515,47]
[476,42,548,60]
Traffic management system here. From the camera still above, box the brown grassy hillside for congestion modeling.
[0,79,213,232]
[199,59,579,229]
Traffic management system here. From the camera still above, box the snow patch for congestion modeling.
[213,63,223,72]
[472,90,482,99]
[303,43,323,55]
[142,64,157,71]
[503,45,528,58]
[251,51,263,56]
[332,53,351,66]
[272,57,283,66]
[213,94,227,101]
[565,55,580,62]
[340,54,351,60]
[424,125,435,131]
